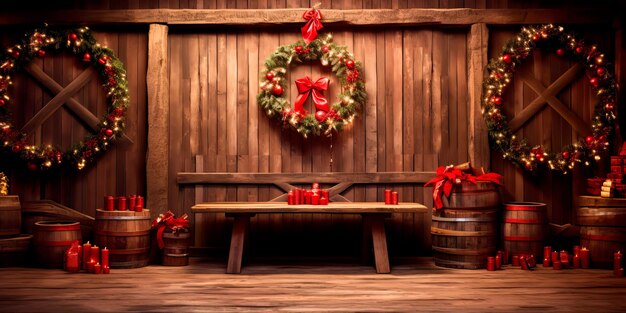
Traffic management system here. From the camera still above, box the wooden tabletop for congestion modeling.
[192,201,429,214]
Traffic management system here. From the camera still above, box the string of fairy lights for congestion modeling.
[483,24,617,174]
[0,26,129,171]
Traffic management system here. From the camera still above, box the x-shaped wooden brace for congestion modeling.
[508,63,590,136]
[269,181,353,202]
[21,63,132,143]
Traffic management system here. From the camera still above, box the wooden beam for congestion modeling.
[467,23,490,170]
[146,24,169,218]
[0,9,614,26]
[21,67,95,134]
[23,63,133,144]
[177,172,435,185]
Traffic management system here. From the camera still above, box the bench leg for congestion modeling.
[369,216,390,274]
[226,215,249,274]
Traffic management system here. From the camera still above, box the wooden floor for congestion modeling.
[1,257,626,312]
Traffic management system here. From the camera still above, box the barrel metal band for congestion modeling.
[503,218,545,224]
[95,230,150,237]
[503,236,544,241]
[96,215,151,220]
[431,226,495,237]
[109,247,149,255]
[34,225,80,231]
[505,206,544,211]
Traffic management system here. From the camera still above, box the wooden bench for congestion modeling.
[192,201,428,274]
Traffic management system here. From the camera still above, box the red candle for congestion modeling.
[118,196,127,211]
[384,189,391,204]
[312,193,320,205]
[487,256,495,271]
[559,250,569,268]
[520,256,528,270]
[543,258,550,267]
[305,191,312,205]
[580,248,590,269]
[573,254,580,269]
[617,268,625,277]
[101,247,109,269]
[553,260,562,270]
[615,251,622,276]
[87,260,95,273]
[288,191,294,205]
[391,191,399,205]
[135,204,143,212]
[294,189,301,205]
[319,196,328,205]
[103,265,110,274]
[129,195,137,212]
[66,251,79,273]
[321,190,329,200]
[551,251,559,264]
[573,245,580,257]
[137,196,144,209]
[82,242,91,270]
[77,245,83,270]
[496,251,504,265]
[495,255,502,270]
[543,246,551,263]
[512,255,520,266]
[526,255,536,268]
[105,196,115,211]
[90,245,100,264]
[312,183,320,190]
[94,262,101,274]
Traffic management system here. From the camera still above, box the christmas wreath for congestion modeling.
[483,24,617,174]
[0,26,129,171]
[257,8,366,138]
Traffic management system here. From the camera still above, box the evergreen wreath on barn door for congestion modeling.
[0,26,129,171]
[257,8,366,138]
[483,24,617,174]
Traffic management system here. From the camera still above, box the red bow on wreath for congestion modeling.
[301,8,323,44]
[152,211,190,249]
[425,165,503,209]
[294,76,329,114]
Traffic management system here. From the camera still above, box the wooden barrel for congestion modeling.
[502,202,548,259]
[0,196,21,237]
[33,221,81,268]
[578,196,626,268]
[94,209,151,268]
[431,181,500,269]
[162,232,190,266]
[0,234,32,267]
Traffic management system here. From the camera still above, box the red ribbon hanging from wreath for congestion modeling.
[294,76,329,114]
[151,211,190,249]
[301,8,323,44]
[425,165,503,209]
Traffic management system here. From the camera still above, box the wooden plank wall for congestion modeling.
[0,0,621,257]
[0,27,148,219]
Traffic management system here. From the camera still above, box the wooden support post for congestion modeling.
[364,214,391,274]
[226,214,251,274]
[147,24,169,219]
[467,23,490,170]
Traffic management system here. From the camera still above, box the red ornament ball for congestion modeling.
[345,60,355,70]
[0,99,5,107]
[12,50,20,58]
[294,46,303,54]
[556,48,565,56]
[535,153,543,161]
[98,57,106,65]
[315,110,327,122]
[265,72,274,81]
[11,145,20,153]
[37,50,46,57]
[596,67,606,76]
[606,102,614,110]
[105,129,114,137]
[272,85,283,96]
[585,136,594,144]
[83,53,91,62]
[575,46,584,54]
[322,45,330,53]
[27,163,38,171]
[589,77,599,87]
[69,33,78,41]
[502,54,512,64]
[562,151,570,159]
[532,34,540,42]
[493,96,503,105]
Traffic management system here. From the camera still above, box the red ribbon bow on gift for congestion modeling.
[294,76,329,114]
[425,165,503,209]
[301,8,323,44]
[152,211,190,249]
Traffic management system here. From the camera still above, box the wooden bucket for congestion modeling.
[502,202,548,259]
[162,232,190,266]
[0,196,21,237]
[33,221,81,268]
[578,196,626,268]
[94,209,151,268]
[432,181,500,269]
[0,234,32,267]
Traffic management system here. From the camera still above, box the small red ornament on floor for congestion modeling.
[580,248,590,269]
[487,257,495,271]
